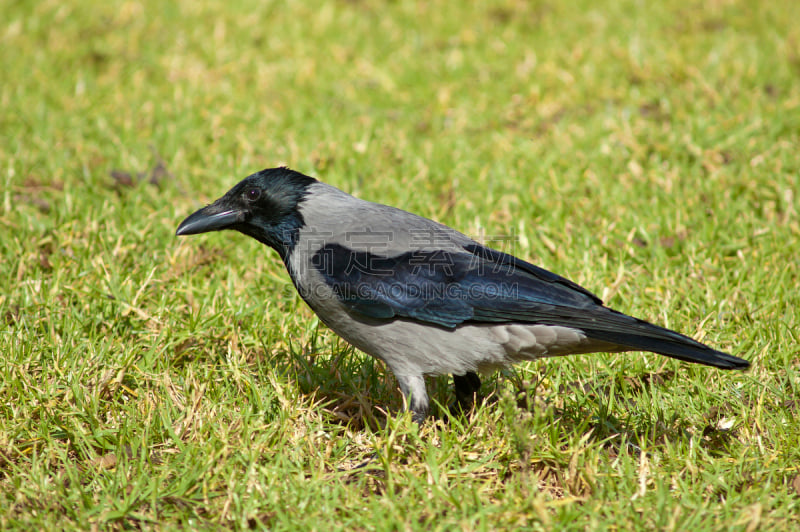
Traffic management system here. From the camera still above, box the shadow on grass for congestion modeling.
[241,328,742,470]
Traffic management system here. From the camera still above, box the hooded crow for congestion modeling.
[176,167,749,422]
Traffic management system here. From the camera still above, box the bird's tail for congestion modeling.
[580,310,749,370]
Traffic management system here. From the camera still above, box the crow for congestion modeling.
[177,167,749,422]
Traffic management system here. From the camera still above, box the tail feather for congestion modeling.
[583,316,749,370]
[587,328,748,369]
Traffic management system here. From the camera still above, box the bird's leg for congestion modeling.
[451,372,482,416]
[395,374,429,424]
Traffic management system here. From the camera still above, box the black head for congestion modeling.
[176,167,317,257]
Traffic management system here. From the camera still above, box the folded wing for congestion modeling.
[311,242,748,369]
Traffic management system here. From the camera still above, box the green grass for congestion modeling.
[2,0,799,529]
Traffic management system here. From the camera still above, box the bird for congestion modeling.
[176,167,749,422]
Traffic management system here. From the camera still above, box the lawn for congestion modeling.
[2,0,799,529]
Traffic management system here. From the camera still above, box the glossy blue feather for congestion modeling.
[312,242,603,328]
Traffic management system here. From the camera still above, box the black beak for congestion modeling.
[176,203,245,236]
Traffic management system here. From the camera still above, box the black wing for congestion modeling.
[310,242,748,369]
[311,242,604,328]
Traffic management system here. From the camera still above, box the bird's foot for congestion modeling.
[450,371,483,417]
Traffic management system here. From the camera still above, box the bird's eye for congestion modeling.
[245,188,261,202]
